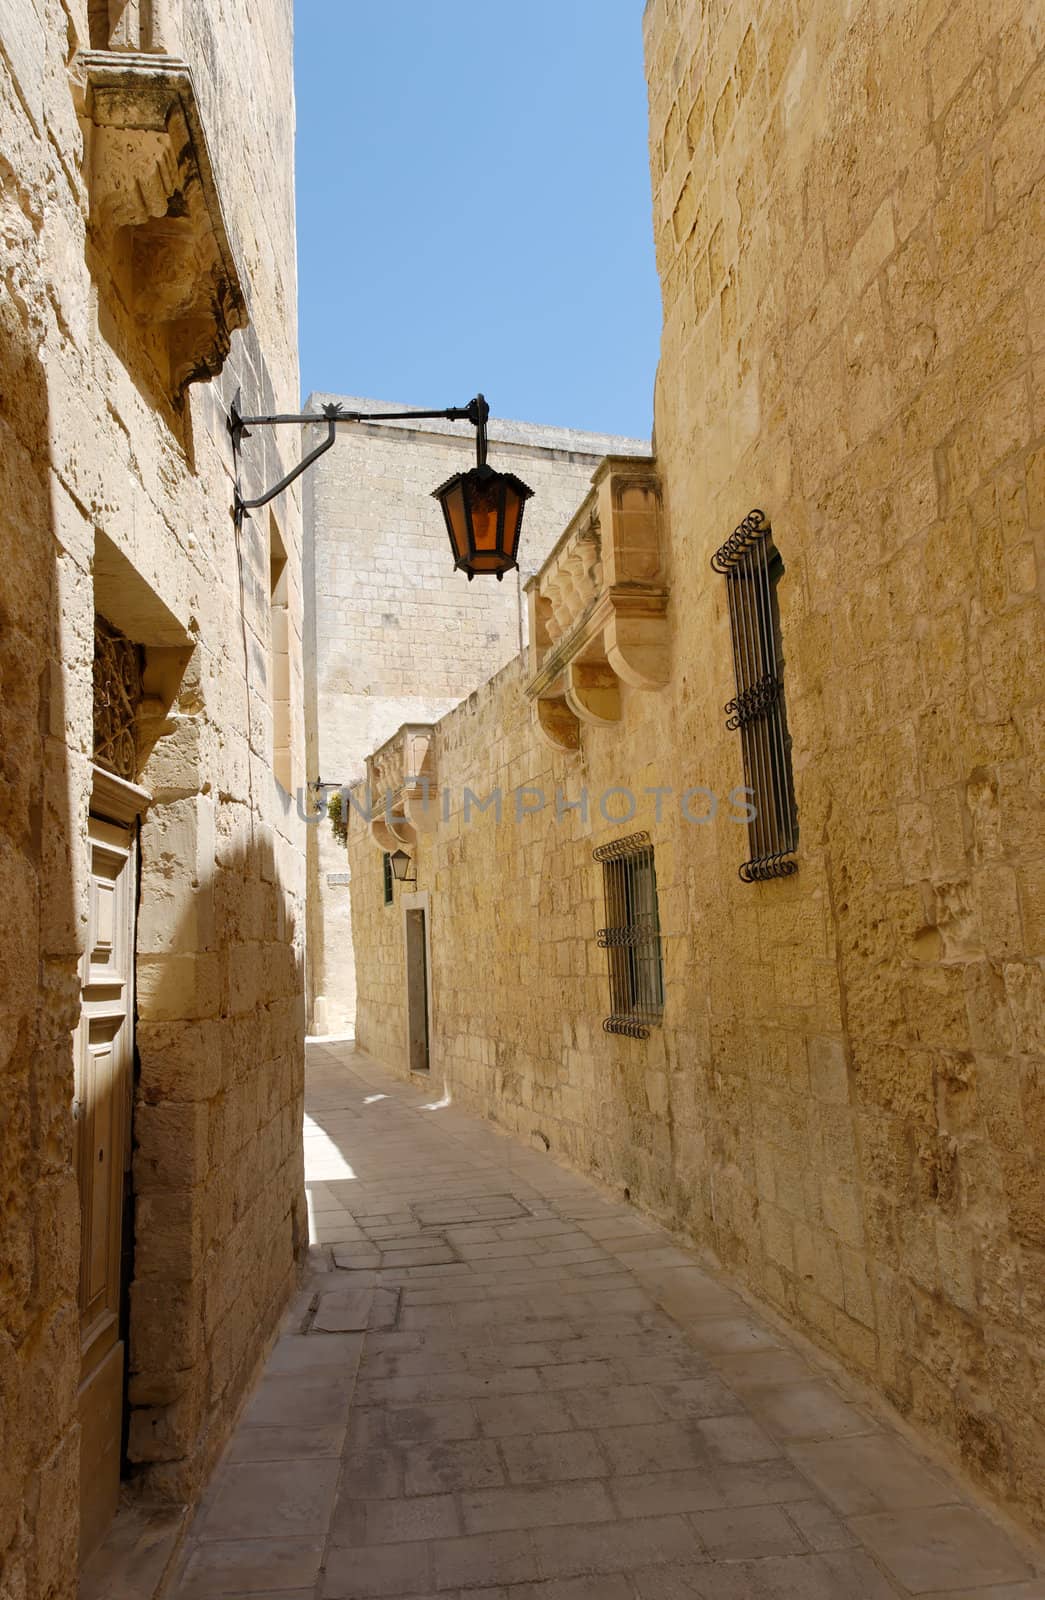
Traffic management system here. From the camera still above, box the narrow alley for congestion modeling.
[167,1043,1044,1600]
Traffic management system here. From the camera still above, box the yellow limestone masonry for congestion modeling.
[1,0,304,1593]
[349,0,1045,1530]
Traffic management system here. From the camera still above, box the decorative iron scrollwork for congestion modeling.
[725,673,782,730]
[592,830,651,862]
[739,853,799,883]
[603,1015,651,1039]
[93,614,143,781]
[711,508,770,573]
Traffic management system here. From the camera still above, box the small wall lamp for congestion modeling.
[227,392,533,580]
[389,849,416,885]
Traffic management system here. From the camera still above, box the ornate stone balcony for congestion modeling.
[77,51,247,400]
[525,456,668,750]
[364,724,437,854]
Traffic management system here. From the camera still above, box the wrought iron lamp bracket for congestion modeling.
[227,392,490,524]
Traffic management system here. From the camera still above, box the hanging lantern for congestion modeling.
[389,848,416,884]
[432,394,534,580]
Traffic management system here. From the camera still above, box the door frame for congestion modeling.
[401,890,433,1077]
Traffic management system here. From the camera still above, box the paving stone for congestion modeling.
[337,1447,405,1500]
[531,1514,704,1578]
[361,1346,469,1379]
[922,1588,1045,1599]
[456,1239,544,1262]
[685,1318,786,1355]
[196,1459,339,1542]
[500,1430,609,1484]
[362,1494,461,1544]
[312,1286,374,1331]
[564,1384,662,1430]
[662,1550,900,1598]
[538,1361,614,1390]
[399,1303,459,1329]
[241,1372,354,1428]
[469,1342,559,1371]
[225,1424,345,1461]
[176,1538,324,1599]
[461,1479,614,1534]
[782,1498,857,1552]
[432,1529,541,1589]
[358,1369,541,1406]
[632,1566,722,1599]
[470,1197,532,1220]
[696,1414,781,1464]
[654,1376,743,1420]
[597,1421,710,1475]
[404,1438,505,1494]
[208,1592,314,1600]
[849,1504,1035,1592]
[455,1297,550,1326]
[476,1393,579,1437]
[321,1539,433,1598]
[743,1380,877,1442]
[332,1243,382,1270]
[714,1460,812,1506]
[609,1468,727,1518]
[788,1432,960,1515]
[383,1401,480,1444]
[711,1349,814,1390]
[267,1332,363,1373]
[514,1578,635,1600]
[691,1503,808,1561]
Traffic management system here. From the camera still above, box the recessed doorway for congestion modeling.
[402,893,432,1075]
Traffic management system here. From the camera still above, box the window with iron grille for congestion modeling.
[594,831,664,1038]
[382,852,394,905]
[712,509,798,882]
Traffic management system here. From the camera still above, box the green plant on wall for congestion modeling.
[327,788,348,846]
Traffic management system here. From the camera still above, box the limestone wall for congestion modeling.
[0,1,304,1593]
[350,0,1045,1527]
[304,403,646,1036]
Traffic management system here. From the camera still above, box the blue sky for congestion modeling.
[294,2,659,441]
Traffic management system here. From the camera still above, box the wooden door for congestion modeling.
[405,906,430,1074]
[75,813,136,1562]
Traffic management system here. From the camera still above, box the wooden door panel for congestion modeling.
[78,1015,127,1356]
[76,811,136,1563]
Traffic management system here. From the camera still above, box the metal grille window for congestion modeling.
[712,509,798,882]
[594,831,664,1038]
[382,852,394,905]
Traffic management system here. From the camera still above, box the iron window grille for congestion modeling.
[382,852,394,905]
[712,509,798,882]
[594,831,665,1039]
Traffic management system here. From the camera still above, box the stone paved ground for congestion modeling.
[169,1042,1045,1600]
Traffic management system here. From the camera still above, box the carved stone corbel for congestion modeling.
[370,812,416,853]
[77,51,247,399]
[565,660,621,726]
[535,695,581,753]
[525,457,668,750]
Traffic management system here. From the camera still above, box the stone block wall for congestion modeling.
[0,0,305,1593]
[350,0,1045,1527]
[305,403,646,1036]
